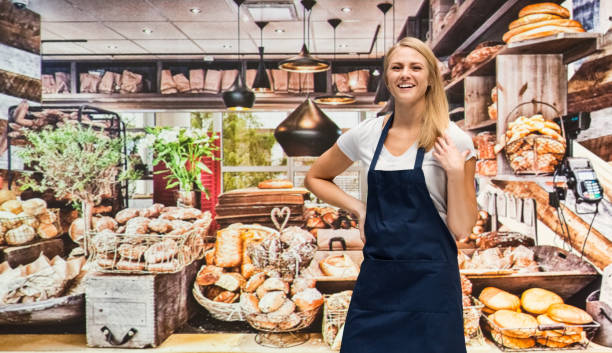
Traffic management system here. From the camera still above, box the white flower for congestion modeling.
[183,129,196,139]
[158,129,178,144]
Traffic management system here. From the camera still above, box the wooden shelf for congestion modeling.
[465,119,497,131]
[499,32,602,64]
[477,174,566,183]
[42,92,380,111]
[445,53,497,102]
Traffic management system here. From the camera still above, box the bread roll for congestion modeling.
[537,314,583,335]
[37,209,57,225]
[243,271,266,293]
[521,288,563,314]
[509,13,562,29]
[259,291,286,313]
[144,238,178,263]
[197,265,223,286]
[479,287,521,311]
[147,259,180,273]
[492,309,538,338]
[214,228,242,267]
[507,25,585,43]
[278,312,302,331]
[503,19,582,42]
[240,293,261,314]
[94,216,118,232]
[22,198,47,216]
[320,253,359,277]
[518,3,570,18]
[37,223,59,239]
[118,243,147,260]
[213,290,239,303]
[257,179,293,189]
[215,272,245,292]
[536,337,571,348]
[147,218,171,233]
[251,314,277,330]
[116,259,146,271]
[291,277,317,296]
[115,208,140,224]
[292,288,324,312]
[547,303,593,324]
[491,330,536,349]
[268,299,296,321]
[260,277,290,294]
[1,199,23,214]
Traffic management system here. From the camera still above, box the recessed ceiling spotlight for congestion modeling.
[338,44,348,48]
[142,28,153,34]
[274,28,285,33]
[106,45,118,49]
[341,7,351,13]
[222,44,232,49]
[190,7,201,14]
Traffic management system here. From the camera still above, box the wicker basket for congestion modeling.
[1,208,61,246]
[244,306,321,333]
[322,293,352,350]
[464,296,485,345]
[192,283,244,321]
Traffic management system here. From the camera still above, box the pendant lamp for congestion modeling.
[252,21,271,92]
[278,0,329,73]
[274,98,341,157]
[314,19,355,105]
[373,2,392,105]
[223,0,255,110]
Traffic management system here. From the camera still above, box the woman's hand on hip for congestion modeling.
[356,201,367,245]
[432,133,470,179]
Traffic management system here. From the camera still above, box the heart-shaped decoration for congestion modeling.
[271,207,291,231]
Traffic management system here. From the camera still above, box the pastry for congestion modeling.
[1,199,23,214]
[479,287,521,311]
[243,271,266,293]
[268,299,296,321]
[215,272,245,292]
[147,259,180,273]
[93,216,118,232]
[115,208,140,224]
[492,309,538,338]
[241,293,261,314]
[5,224,36,245]
[204,285,225,300]
[116,259,146,271]
[290,277,317,296]
[259,291,286,313]
[503,19,582,42]
[144,238,178,263]
[251,314,277,330]
[196,265,224,286]
[147,218,172,233]
[22,198,47,216]
[36,210,57,225]
[125,217,150,234]
[214,228,242,268]
[37,223,59,239]
[278,312,302,331]
[260,277,290,294]
[118,243,147,260]
[320,253,359,277]
[326,290,353,311]
[518,2,570,18]
[521,288,563,314]
[547,303,593,324]
[213,290,239,303]
[204,249,215,265]
[292,288,324,312]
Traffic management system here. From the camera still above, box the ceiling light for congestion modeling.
[341,7,351,13]
[106,45,118,49]
[222,44,232,49]
[373,2,392,105]
[278,0,329,73]
[190,7,201,14]
[142,28,153,34]
[338,44,348,48]
[274,28,285,33]
[223,0,254,111]
[372,68,380,76]
[315,18,355,106]
[244,1,298,22]
[252,21,271,92]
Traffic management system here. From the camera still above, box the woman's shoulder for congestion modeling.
[445,121,474,147]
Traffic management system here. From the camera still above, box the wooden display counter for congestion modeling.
[1,333,611,353]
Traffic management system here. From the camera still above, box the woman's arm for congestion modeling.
[304,144,367,241]
[433,134,478,240]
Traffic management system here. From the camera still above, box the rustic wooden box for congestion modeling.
[85,260,200,348]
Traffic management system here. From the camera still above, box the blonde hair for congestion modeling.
[383,37,449,151]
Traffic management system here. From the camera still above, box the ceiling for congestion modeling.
[31,0,423,60]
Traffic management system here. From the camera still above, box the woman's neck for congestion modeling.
[392,98,426,129]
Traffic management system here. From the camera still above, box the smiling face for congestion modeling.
[385,46,430,105]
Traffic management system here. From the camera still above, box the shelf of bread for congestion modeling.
[499,32,602,64]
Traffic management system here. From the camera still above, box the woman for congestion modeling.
[304,37,477,352]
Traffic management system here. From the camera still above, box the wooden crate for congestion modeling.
[85,260,200,348]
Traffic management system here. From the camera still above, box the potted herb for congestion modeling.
[140,127,219,207]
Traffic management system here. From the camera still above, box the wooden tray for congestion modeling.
[466,245,599,300]
[0,293,84,325]
[305,251,363,294]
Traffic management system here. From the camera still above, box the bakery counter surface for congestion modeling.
[1,334,612,353]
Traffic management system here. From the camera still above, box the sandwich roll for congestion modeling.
[547,303,593,324]
[521,288,564,314]
[518,3,570,18]
[509,13,562,29]
[503,19,582,42]
[479,287,521,311]
[492,309,538,338]
[507,25,585,43]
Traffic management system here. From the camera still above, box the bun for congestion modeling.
[240,293,261,314]
[518,3,570,18]
[479,287,521,311]
[118,243,147,260]
[214,228,242,268]
[521,288,563,314]
[147,259,180,273]
[319,253,359,277]
[292,288,324,312]
[37,223,59,239]
[509,13,562,29]
[215,272,245,292]
[536,337,571,348]
[278,312,301,330]
[147,218,172,233]
[213,291,239,303]
[116,259,146,271]
[503,19,582,42]
[491,330,536,349]
[507,25,585,43]
[492,310,538,338]
[22,198,47,216]
[250,314,277,330]
[94,216,118,232]
[547,303,593,324]
[196,265,223,286]
[243,271,266,293]
[257,179,293,189]
[260,277,290,294]
[115,208,140,224]
[37,210,57,225]
[259,291,286,313]
[537,314,583,336]
[268,299,296,321]
[144,238,178,263]
[291,277,316,296]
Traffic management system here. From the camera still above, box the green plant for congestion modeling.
[143,126,219,195]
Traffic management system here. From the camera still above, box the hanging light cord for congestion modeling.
[237,4,241,55]
[302,5,306,48]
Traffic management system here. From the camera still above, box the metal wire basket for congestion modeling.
[244,306,321,333]
[87,228,203,274]
[482,312,600,351]
[464,296,485,346]
[322,292,352,350]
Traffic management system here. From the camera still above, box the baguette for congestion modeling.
[257,179,293,189]
[518,3,570,19]
[507,25,585,43]
[503,19,582,42]
[509,13,562,29]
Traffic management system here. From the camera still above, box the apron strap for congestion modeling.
[369,114,394,172]
[414,147,425,169]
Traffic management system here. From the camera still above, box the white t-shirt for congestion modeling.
[337,117,476,228]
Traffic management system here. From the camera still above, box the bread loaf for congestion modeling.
[257,179,293,189]
[491,330,536,349]
[521,288,563,314]
[518,3,570,18]
[197,265,224,286]
[292,287,324,312]
[503,19,582,42]
[215,272,245,292]
[243,271,266,293]
[492,309,538,338]
[214,228,242,267]
[259,291,286,313]
[319,253,359,277]
[479,287,521,311]
[509,13,562,29]
[547,303,593,324]
[240,293,261,314]
[22,198,47,216]
[507,25,585,43]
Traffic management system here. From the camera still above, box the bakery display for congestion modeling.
[88,206,213,274]
[304,206,358,237]
[460,245,539,273]
[504,114,566,174]
[480,286,599,349]
[0,199,62,246]
[503,3,585,43]
[319,253,359,278]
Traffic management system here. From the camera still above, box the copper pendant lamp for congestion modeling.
[223,0,255,110]
[274,98,341,157]
[278,0,329,73]
[373,2,392,105]
[314,19,355,105]
[252,21,271,92]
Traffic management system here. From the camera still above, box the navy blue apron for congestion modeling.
[340,114,466,353]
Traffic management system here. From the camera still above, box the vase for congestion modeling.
[175,189,201,209]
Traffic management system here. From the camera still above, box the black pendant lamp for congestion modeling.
[314,19,355,105]
[252,21,271,92]
[223,0,255,110]
[373,2,392,105]
[278,0,329,73]
[274,98,341,157]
